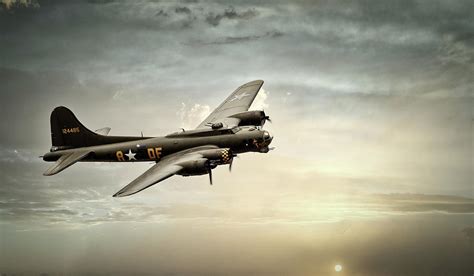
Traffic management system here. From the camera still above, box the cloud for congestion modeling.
[2,210,473,275]
[438,33,474,66]
[368,193,474,214]
[3,166,472,227]
[251,88,269,110]
[154,9,169,17]
[205,6,258,26]
[189,31,283,45]
[0,1,473,274]
[0,148,39,163]
[0,0,38,10]
[177,102,211,129]
[86,0,116,4]
[175,6,191,15]
[0,1,471,98]
[462,226,474,240]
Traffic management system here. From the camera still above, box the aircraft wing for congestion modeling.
[43,150,91,176]
[113,145,218,197]
[196,80,264,129]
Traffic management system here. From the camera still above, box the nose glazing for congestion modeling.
[263,130,273,145]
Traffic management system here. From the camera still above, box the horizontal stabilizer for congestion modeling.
[95,127,111,136]
[43,150,90,176]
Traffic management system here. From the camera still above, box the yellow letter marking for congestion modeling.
[147,147,162,160]
[116,151,125,161]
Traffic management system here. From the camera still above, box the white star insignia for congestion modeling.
[125,149,136,161]
[229,92,250,102]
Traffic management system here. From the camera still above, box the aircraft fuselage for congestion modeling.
[43,127,272,163]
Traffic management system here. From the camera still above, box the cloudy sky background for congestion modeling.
[0,0,473,275]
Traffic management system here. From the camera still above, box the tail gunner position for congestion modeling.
[42,80,273,197]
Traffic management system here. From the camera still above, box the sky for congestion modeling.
[0,0,473,275]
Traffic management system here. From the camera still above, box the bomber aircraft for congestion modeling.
[42,80,273,197]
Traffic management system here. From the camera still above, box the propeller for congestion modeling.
[262,110,272,124]
[229,154,238,172]
[206,160,213,185]
[209,169,213,185]
[229,158,232,172]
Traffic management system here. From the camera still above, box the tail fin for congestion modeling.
[50,106,100,150]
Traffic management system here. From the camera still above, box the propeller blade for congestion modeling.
[229,154,238,172]
[209,169,213,185]
[206,160,213,185]
[262,110,272,124]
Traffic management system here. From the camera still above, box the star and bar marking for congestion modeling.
[125,149,136,161]
[229,92,250,102]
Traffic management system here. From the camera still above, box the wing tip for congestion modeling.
[112,191,128,197]
[43,168,58,176]
[113,188,140,197]
[242,79,264,87]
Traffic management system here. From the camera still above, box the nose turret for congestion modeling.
[259,130,273,152]
[263,130,273,145]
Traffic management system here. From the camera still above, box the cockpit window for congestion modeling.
[231,127,241,134]
[222,129,232,134]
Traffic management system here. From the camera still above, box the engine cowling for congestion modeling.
[230,110,270,127]
[197,148,233,165]
[177,159,212,176]
[177,148,234,177]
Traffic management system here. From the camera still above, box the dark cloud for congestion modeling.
[1,213,473,275]
[205,6,258,26]
[0,1,471,98]
[0,0,39,11]
[175,6,191,14]
[188,30,284,45]
[218,31,283,44]
[155,9,168,17]
[462,226,474,240]
[86,0,116,4]
[0,67,118,148]
[370,193,474,214]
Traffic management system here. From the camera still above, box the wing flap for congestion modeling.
[43,150,90,176]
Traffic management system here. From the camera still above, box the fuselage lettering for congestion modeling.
[116,150,125,161]
[62,127,80,134]
[147,147,162,160]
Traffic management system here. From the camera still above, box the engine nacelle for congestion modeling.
[198,148,233,165]
[230,110,270,127]
[177,159,213,176]
[176,148,234,177]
